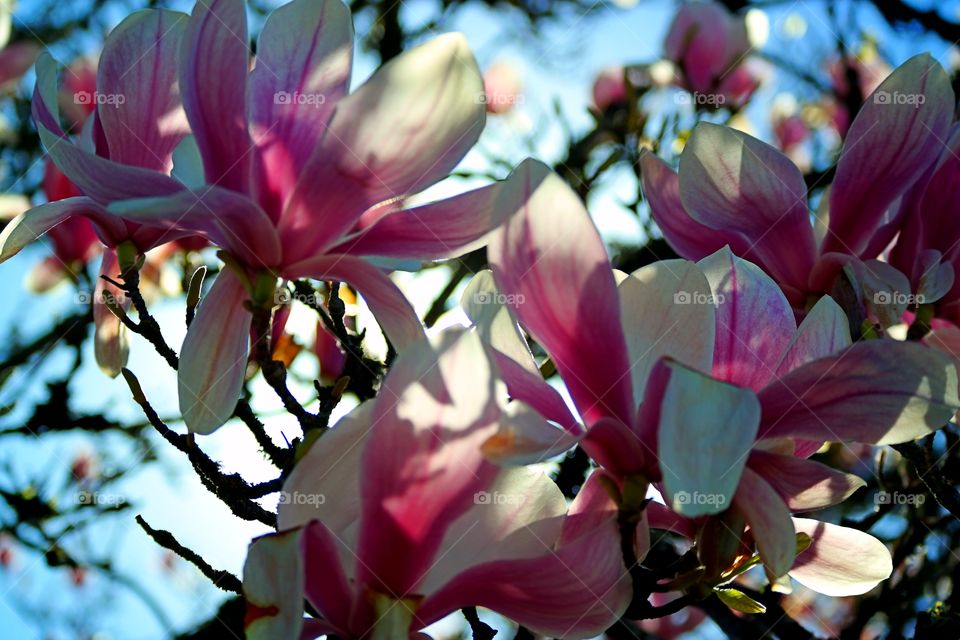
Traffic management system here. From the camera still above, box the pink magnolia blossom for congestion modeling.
[475,159,957,580]
[642,54,954,311]
[91,0,520,434]
[29,57,104,288]
[592,66,628,111]
[242,329,630,639]
[482,60,523,114]
[0,9,198,375]
[663,1,758,106]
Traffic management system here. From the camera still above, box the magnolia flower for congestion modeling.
[663,1,758,105]
[243,329,630,639]
[0,9,196,376]
[482,61,523,114]
[592,66,628,111]
[473,159,957,580]
[641,53,954,312]
[93,0,517,434]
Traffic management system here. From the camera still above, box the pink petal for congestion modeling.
[845,258,913,329]
[758,340,959,445]
[178,269,251,434]
[280,33,485,261]
[460,270,538,373]
[417,466,566,595]
[249,0,352,220]
[698,246,796,391]
[640,152,750,260]
[665,2,744,93]
[328,181,505,261]
[824,54,954,256]
[0,197,126,262]
[180,0,252,192]
[646,501,697,539]
[242,529,309,640]
[93,249,130,377]
[679,123,816,295]
[96,9,189,172]
[733,467,795,580]
[582,414,653,479]
[790,518,892,596]
[32,54,184,202]
[356,329,501,596]
[107,188,282,268]
[481,400,583,465]
[278,402,373,539]
[416,470,630,637]
[301,521,355,634]
[747,450,865,512]
[490,350,579,430]
[774,294,851,375]
[916,250,955,305]
[617,259,715,405]
[283,254,425,351]
[487,159,634,426]
[658,360,760,517]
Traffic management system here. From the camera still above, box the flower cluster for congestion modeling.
[1,0,958,637]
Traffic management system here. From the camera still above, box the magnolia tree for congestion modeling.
[3,0,960,638]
